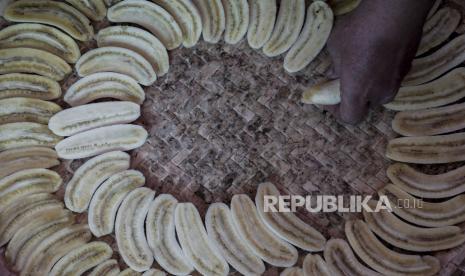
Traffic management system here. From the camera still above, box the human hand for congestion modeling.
[325,0,434,124]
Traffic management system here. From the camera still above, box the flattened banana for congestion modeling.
[115,187,155,272]
[65,0,107,21]
[4,0,94,41]
[387,163,465,198]
[386,132,465,164]
[0,193,56,243]
[119,268,142,276]
[152,0,202,48]
[0,23,81,63]
[221,0,249,44]
[88,259,121,276]
[302,79,340,105]
[0,73,61,100]
[21,224,92,276]
[324,239,381,276]
[76,47,157,86]
[328,0,361,16]
[230,194,298,267]
[96,26,169,76]
[345,220,440,276]
[363,200,465,252]
[5,208,72,266]
[303,254,332,276]
[0,147,59,179]
[281,267,304,276]
[0,48,71,81]
[0,168,62,211]
[49,241,113,276]
[64,72,145,106]
[0,97,61,125]
[142,269,166,276]
[192,0,226,43]
[0,122,62,152]
[379,184,465,227]
[392,102,465,136]
[403,34,465,86]
[108,0,183,50]
[385,67,465,111]
[13,222,73,271]
[55,124,148,159]
[255,182,326,251]
[205,202,265,275]
[417,7,461,56]
[65,151,131,213]
[175,202,229,276]
[247,0,276,49]
[263,0,305,57]
[284,1,333,73]
[89,169,145,237]
[427,0,441,19]
[49,101,140,136]
[146,194,193,275]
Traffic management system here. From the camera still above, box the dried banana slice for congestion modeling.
[49,101,140,136]
[4,0,94,41]
[5,210,73,266]
[96,26,169,76]
[64,151,131,213]
[142,269,166,276]
[263,0,305,57]
[363,200,465,252]
[65,0,107,21]
[0,97,61,125]
[403,34,465,86]
[107,0,183,50]
[0,168,62,211]
[119,268,142,276]
[386,132,465,164]
[152,0,202,48]
[387,163,465,198]
[302,79,340,105]
[284,1,333,73]
[49,241,113,276]
[247,0,276,49]
[55,124,148,159]
[324,238,380,276]
[174,202,229,276]
[345,220,440,276]
[0,122,62,152]
[230,194,298,267]
[89,169,145,237]
[76,47,157,86]
[0,73,61,100]
[328,0,361,16]
[64,72,145,106]
[192,0,226,43]
[303,254,332,276]
[0,147,59,179]
[417,7,461,56]
[379,184,465,227]
[392,102,465,136]
[115,187,155,272]
[221,0,249,44]
[146,194,193,275]
[0,48,71,81]
[21,224,92,276]
[281,267,304,276]
[255,182,326,251]
[0,23,81,63]
[205,202,265,275]
[385,67,465,111]
[13,221,73,271]
[88,259,121,276]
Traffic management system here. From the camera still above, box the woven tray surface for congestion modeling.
[2,1,465,274]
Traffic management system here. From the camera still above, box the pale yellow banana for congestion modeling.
[247,0,276,49]
[192,0,226,43]
[88,259,121,276]
[303,254,332,276]
[222,0,249,44]
[65,0,107,21]
[0,97,61,125]
[0,122,62,152]
[0,147,59,179]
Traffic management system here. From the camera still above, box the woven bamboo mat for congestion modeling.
[2,1,465,274]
